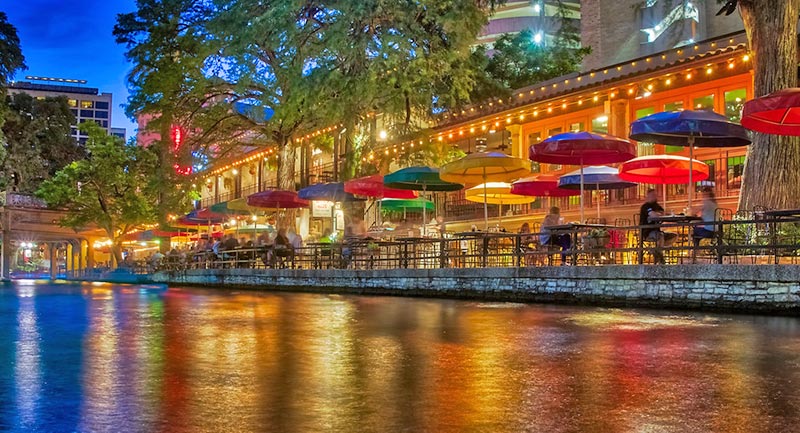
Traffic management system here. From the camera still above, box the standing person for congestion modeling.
[540,207,571,264]
[639,188,677,264]
[692,187,718,246]
[435,215,447,238]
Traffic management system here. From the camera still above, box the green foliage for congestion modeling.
[0,11,25,89]
[470,26,590,101]
[36,123,161,262]
[1,93,82,192]
[118,0,502,190]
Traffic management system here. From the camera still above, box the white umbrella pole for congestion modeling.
[483,169,489,230]
[499,203,502,225]
[579,165,585,223]
[422,185,427,237]
[596,183,601,220]
[688,136,695,212]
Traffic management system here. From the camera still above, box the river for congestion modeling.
[1,280,800,432]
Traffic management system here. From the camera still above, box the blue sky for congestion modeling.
[5,0,139,135]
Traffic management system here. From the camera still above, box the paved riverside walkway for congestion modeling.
[147,265,800,315]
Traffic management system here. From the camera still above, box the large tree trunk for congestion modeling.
[342,118,362,180]
[737,0,800,210]
[276,136,297,229]
[110,243,123,268]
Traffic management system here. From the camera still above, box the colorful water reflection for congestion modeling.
[0,281,799,432]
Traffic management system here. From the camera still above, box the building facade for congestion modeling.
[8,76,114,144]
[428,30,752,229]
[193,9,756,233]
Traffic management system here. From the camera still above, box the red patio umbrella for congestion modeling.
[510,174,581,197]
[741,88,800,135]
[530,132,636,222]
[344,174,417,199]
[619,155,709,210]
[191,208,227,220]
[246,189,309,209]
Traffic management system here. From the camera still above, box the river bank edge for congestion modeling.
[99,264,800,315]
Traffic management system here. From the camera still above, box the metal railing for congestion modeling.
[135,215,800,273]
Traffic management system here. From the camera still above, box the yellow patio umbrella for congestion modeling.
[466,182,535,226]
[227,197,261,212]
[441,152,531,229]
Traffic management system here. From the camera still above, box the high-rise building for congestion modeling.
[482,1,744,72]
[111,127,126,141]
[8,76,114,144]
[481,1,581,48]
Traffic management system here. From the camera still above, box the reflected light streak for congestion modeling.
[15,296,41,429]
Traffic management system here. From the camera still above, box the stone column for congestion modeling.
[78,240,85,273]
[49,242,57,280]
[86,238,95,269]
[608,99,630,138]
[506,124,523,159]
[1,209,10,280]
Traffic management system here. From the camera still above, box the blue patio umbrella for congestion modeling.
[558,166,636,219]
[298,183,363,232]
[298,182,363,202]
[630,110,751,208]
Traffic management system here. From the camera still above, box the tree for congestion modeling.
[114,0,239,222]
[0,11,25,89]
[0,11,26,158]
[715,0,800,209]
[470,28,590,101]
[36,123,160,265]
[1,93,82,192]
[319,0,503,179]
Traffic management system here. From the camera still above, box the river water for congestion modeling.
[1,280,800,432]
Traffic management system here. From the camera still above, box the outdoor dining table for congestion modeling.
[649,215,702,242]
[763,209,800,219]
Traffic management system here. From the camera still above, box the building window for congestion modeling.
[101,120,109,127]
[80,109,93,118]
[547,127,562,138]
[67,99,77,107]
[635,107,654,119]
[591,115,608,134]
[95,101,109,109]
[94,110,108,119]
[693,94,714,111]
[727,155,745,189]
[70,109,78,117]
[569,122,584,132]
[701,159,716,188]
[724,89,746,123]
[664,100,684,112]
[80,100,93,109]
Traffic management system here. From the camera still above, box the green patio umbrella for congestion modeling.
[210,200,254,215]
[384,167,462,235]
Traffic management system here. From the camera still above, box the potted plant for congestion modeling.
[585,228,610,249]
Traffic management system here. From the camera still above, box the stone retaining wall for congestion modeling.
[149,265,800,314]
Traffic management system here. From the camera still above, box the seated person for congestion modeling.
[640,188,677,264]
[540,206,571,263]
[693,187,718,247]
[271,228,294,267]
[518,222,537,265]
